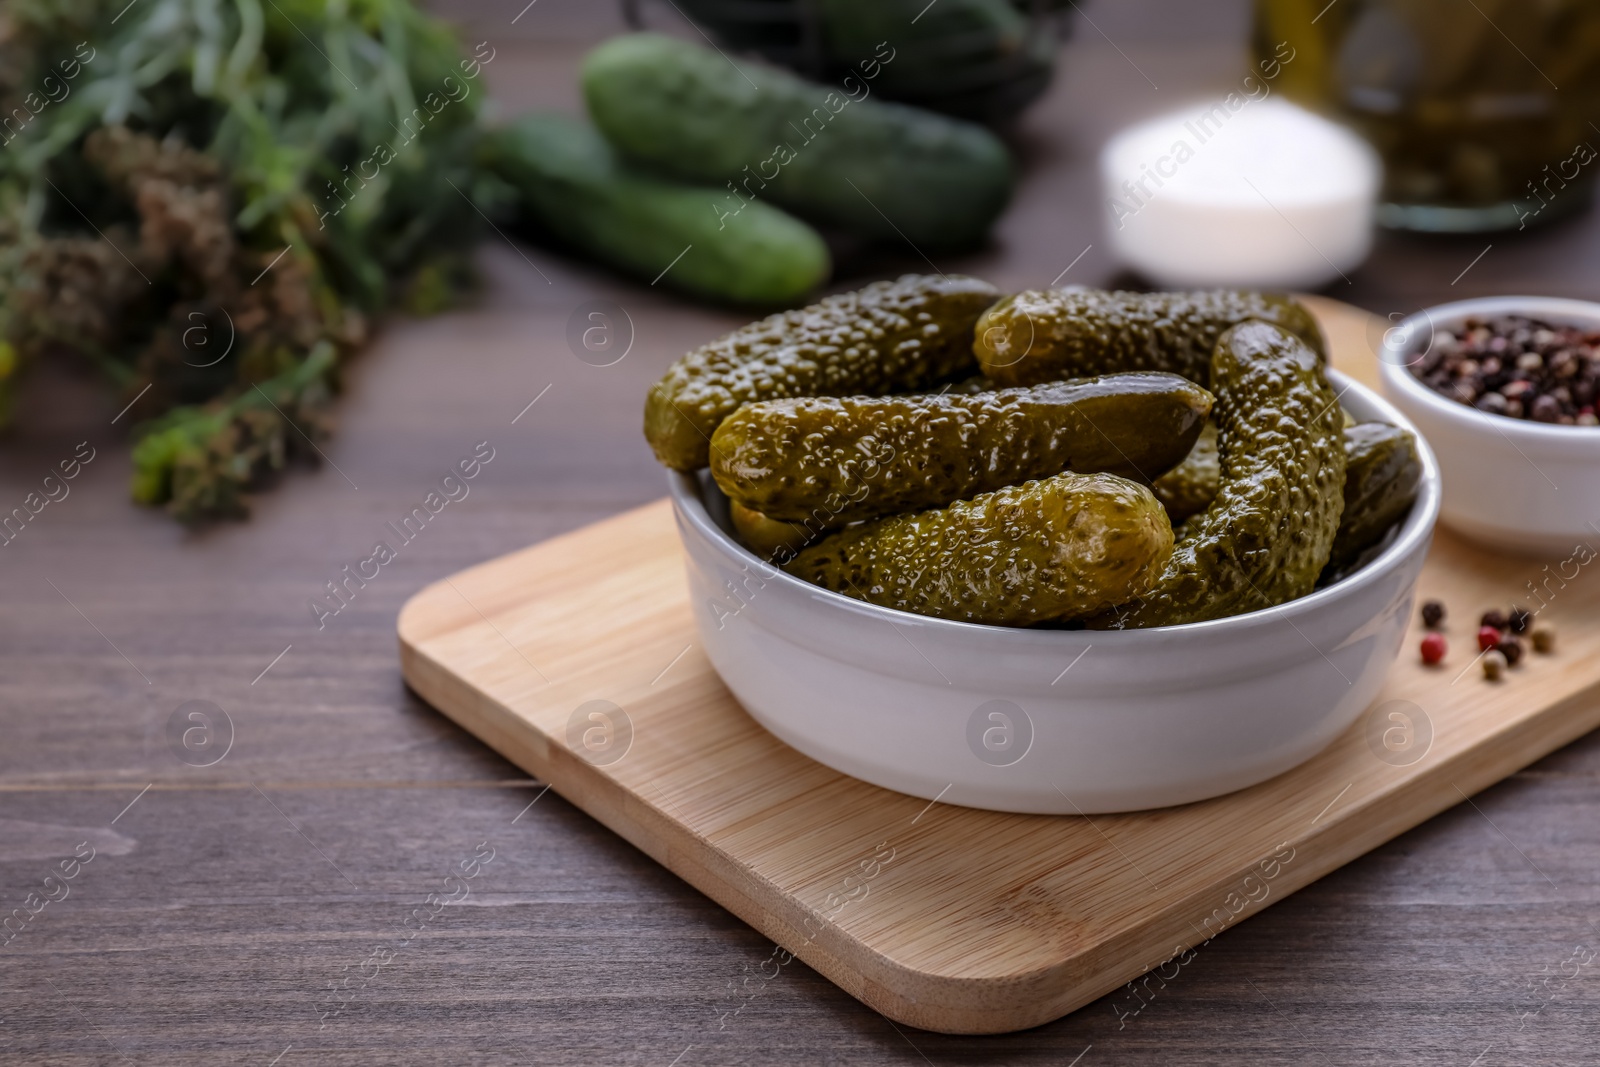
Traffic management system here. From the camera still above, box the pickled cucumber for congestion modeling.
[730,500,820,559]
[784,471,1174,626]
[1097,321,1345,628]
[711,372,1213,524]
[1154,420,1421,575]
[646,274,999,470]
[974,288,1327,387]
[1322,422,1421,576]
[1151,421,1219,525]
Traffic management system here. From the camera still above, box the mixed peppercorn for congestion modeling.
[1415,598,1556,679]
[1411,316,1600,425]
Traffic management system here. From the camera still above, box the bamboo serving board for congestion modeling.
[397,298,1600,1034]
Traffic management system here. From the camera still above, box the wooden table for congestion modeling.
[5,5,1600,1064]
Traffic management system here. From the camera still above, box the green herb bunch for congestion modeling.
[0,0,504,519]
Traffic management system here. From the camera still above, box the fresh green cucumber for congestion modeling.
[813,0,1054,123]
[482,114,829,305]
[670,0,1056,124]
[581,33,1014,249]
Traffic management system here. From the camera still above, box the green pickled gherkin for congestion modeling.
[711,372,1213,525]
[974,288,1327,387]
[1097,321,1346,629]
[1321,422,1422,578]
[645,274,999,470]
[729,500,819,560]
[784,471,1174,626]
[1151,421,1219,526]
[1154,420,1422,578]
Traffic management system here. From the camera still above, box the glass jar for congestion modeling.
[1254,0,1600,232]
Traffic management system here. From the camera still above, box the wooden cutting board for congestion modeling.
[397,297,1600,1034]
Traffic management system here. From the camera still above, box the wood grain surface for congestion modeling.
[4,2,1600,1063]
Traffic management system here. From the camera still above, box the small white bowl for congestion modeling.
[1378,296,1600,555]
[669,371,1439,814]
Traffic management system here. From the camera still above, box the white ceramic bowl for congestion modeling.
[670,370,1439,814]
[1378,296,1600,555]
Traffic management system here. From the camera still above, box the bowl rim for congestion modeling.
[1378,295,1600,443]
[671,368,1441,644]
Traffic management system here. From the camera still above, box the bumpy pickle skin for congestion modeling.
[1151,421,1219,526]
[1096,321,1346,629]
[974,288,1327,387]
[784,471,1174,627]
[1153,421,1422,568]
[645,274,1000,470]
[1322,422,1422,577]
[711,372,1213,524]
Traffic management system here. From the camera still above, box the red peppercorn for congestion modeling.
[1420,632,1447,665]
[1478,625,1503,652]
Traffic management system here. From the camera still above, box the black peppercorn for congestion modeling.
[1508,606,1532,634]
[1496,638,1523,667]
[1481,609,1508,631]
[1421,600,1445,628]
[1411,315,1600,423]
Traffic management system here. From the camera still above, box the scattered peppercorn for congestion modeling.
[1413,316,1600,425]
[1421,600,1445,628]
[1531,625,1556,653]
[1477,625,1503,652]
[1481,609,1509,631]
[1507,605,1532,634]
[1483,649,1508,680]
[1420,632,1447,665]
[1496,637,1523,667]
